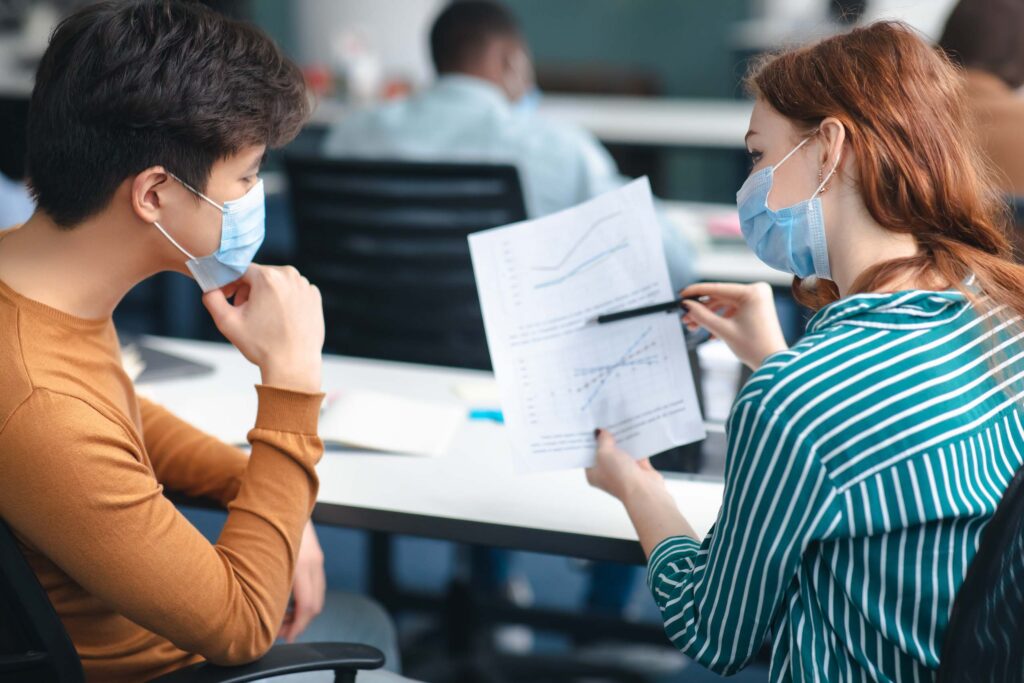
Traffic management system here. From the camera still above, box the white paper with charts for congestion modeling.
[469,177,705,472]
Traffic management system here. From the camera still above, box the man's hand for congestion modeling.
[203,265,325,393]
[278,520,326,643]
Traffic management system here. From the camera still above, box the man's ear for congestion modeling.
[499,39,533,102]
[130,166,171,224]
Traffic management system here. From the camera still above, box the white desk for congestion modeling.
[309,95,753,150]
[138,337,724,565]
[538,95,752,149]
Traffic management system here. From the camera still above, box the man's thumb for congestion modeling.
[202,288,239,332]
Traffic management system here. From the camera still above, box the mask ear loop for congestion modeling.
[765,135,813,206]
[773,135,813,171]
[167,172,225,212]
[152,220,197,260]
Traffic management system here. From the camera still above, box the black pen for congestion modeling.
[596,298,687,324]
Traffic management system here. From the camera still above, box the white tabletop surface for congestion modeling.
[538,94,752,149]
[309,94,753,150]
[137,337,724,552]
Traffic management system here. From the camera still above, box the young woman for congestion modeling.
[586,21,1024,682]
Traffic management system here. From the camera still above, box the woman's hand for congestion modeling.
[679,282,788,369]
[278,520,326,643]
[586,429,665,503]
[586,429,698,557]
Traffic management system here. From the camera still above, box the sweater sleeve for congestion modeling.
[645,391,844,675]
[139,397,248,507]
[0,385,323,666]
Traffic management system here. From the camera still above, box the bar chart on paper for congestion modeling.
[470,178,705,472]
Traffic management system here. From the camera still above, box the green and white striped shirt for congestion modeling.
[648,289,1024,682]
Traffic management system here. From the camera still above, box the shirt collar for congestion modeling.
[806,289,970,334]
[431,74,511,112]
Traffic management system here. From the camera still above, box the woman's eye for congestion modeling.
[747,150,763,169]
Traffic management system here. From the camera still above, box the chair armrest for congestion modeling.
[146,642,385,683]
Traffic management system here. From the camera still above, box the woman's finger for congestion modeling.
[595,428,618,453]
[683,298,736,340]
[680,282,751,302]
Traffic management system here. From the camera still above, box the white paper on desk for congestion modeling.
[469,177,705,472]
[320,390,464,457]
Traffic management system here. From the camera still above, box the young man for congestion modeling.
[0,2,409,681]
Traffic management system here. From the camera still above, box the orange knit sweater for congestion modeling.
[0,276,324,682]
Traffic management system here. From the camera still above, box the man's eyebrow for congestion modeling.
[245,153,266,173]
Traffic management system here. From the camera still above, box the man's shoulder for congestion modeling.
[515,112,601,152]
[0,296,33,431]
[0,387,136,472]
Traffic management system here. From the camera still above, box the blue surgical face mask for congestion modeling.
[736,133,840,280]
[153,173,265,292]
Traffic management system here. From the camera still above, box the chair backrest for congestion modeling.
[284,156,527,370]
[1007,195,1024,262]
[939,464,1024,682]
[0,95,29,181]
[0,519,84,683]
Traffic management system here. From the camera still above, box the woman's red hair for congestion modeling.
[747,21,1021,314]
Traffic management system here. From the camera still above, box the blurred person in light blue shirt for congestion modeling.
[322,2,691,658]
[0,171,34,229]
[322,0,696,292]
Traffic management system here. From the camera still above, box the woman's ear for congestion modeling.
[131,166,170,224]
[818,117,846,173]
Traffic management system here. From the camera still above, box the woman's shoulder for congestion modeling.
[738,290,976,408]
[734,326,863,411]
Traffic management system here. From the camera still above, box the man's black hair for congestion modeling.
[27,0,309,227]
[429,0,521,75]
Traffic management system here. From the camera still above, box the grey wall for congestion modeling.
[506,0,751,202]
[507,0,749,99]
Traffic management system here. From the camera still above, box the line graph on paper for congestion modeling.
[467,177,706,471]
[495,209,653,315]
[574,326,658,411]
[531,212,628,290]
[516,322,681,427]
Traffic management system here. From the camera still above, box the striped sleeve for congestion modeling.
[646,389,845,675]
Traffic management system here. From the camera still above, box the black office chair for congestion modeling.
[0,95,29,182]
[283,156,527,370]
[939,464,1024,682]
[0,518,384,683]
[1008,195,1024,261]
[1012,196,1024,220]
